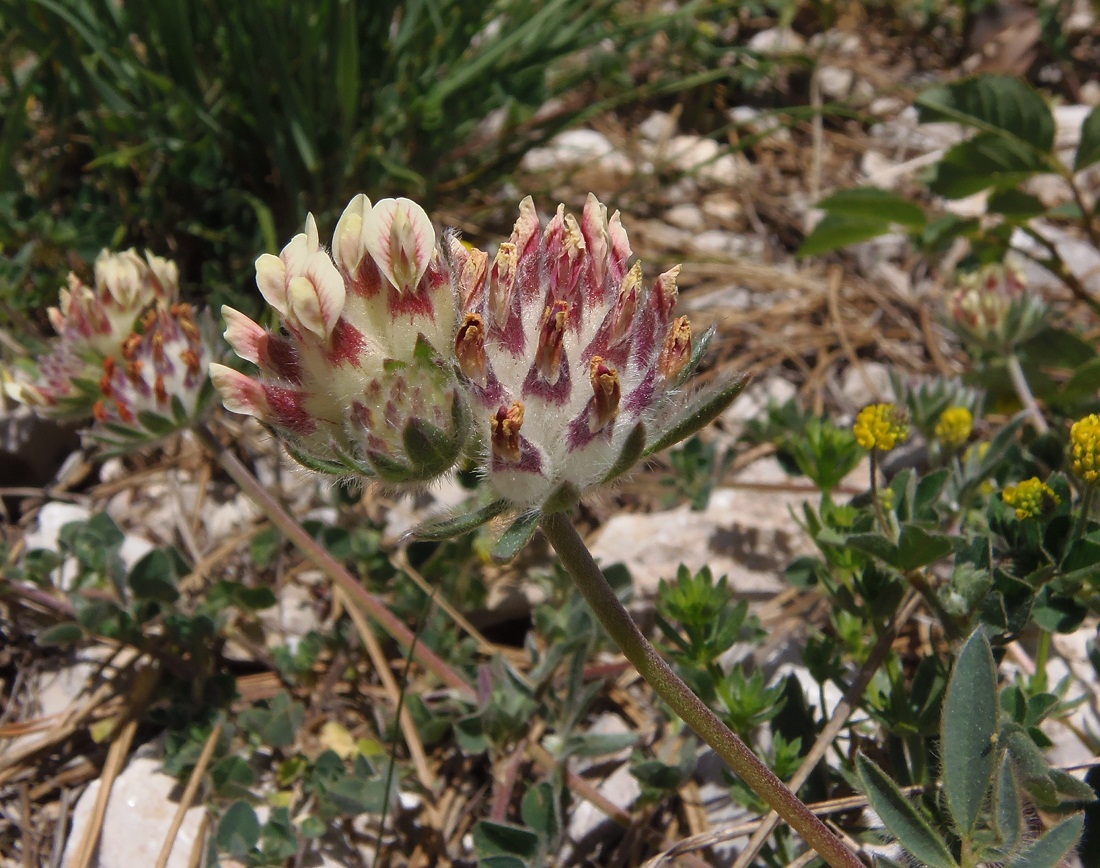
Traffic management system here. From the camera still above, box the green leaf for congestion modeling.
[402,417,460,478]
[37,622,84,646]
[894,525,957,570]
[643,375,749,457]
[856,754,959,868]
[816,187,927,227]
[942,628,998,837]
[412,497,509,541]
[1006,814,1084,868]
[216,800,260,858]
[1055,357,1100,406]
[797,213,893,256]
[127,549,180,604]
[211,755,256,798]
[136,409,181,437]
[995,757,1023,854]
[473,820,541,861]
[916,75,1055,152]
[987,188,1046,219]
[492,511,541,562]
[600,421,646,484]
[930,134,1047,199]
[1075,107,1100,172]
[521,781,559,841]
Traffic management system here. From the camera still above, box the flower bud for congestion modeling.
[91,304,213,449]
[948,263,1046,352]
[1002,477,1059,520]
[1071,413,1100,484]
[10,249,180,419]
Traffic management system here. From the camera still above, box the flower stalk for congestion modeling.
[539,511,864,868]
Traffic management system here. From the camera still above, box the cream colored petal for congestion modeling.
[255,253,289,316]
[334,193,371,275]
[363,197,435,292]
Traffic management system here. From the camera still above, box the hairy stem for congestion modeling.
[1006,353,1049,434]
[540,511,863,868]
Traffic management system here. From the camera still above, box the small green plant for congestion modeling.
[857,628,1089,868]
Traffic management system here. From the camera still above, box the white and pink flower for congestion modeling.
[211,196,468,482]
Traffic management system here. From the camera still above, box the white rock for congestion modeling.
[683,286,753,313]
[722,376,799,425]
[817,65,855,100]
[1012,224,1100,295]
[665,135,742,187]
[383,473,472,543]
[519,129,628,174]
[869,96,906,117]
[563,763,641,858]
[1082,81,1100,108]
[24,502,92,553]
[728,106,791,144]
[665,203,707,232]
[63,751,204,868]
[809,31,861,55]
[870,107,966,152]
[258,579,321,653]
[700,195,743,224]
[203,492,261,543]
[590,465,811,599]
[1065,0,1095,35]
[638,111,677,143]
[943,191,989,219]
[748,27,805,55]
[840,361,895,408]
[119,534,156,571]
[860,150,900,188]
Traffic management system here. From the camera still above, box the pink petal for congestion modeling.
[222,305,265,364]
[608,211,632,283]
[580,193,610,287]
[210,363,269,419]
[363,197,435,293]
[511,197,541,260]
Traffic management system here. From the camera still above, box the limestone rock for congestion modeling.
[63,751,204,868]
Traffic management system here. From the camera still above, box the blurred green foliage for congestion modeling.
[0,0,729,325]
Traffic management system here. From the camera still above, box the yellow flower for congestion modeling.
[1002,477,1060,520]
[935,406,973,449]
[853,403,910,452]
[1071,414,1100,484]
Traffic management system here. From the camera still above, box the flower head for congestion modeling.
[10,249,180,418]
[447,194,737,515]
[91,303,213,449]
[853,403,909,452]
[1002,477,1060,520]
[934,406,973,449]
[1071,414,1100,484]
[211,195,468,483]
[948,263,1046,352]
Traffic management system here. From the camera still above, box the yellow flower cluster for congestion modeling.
[934,406,973,449]
[853,403,910,452]
[1002,477,1060,520]
[1071,413,1100,484]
